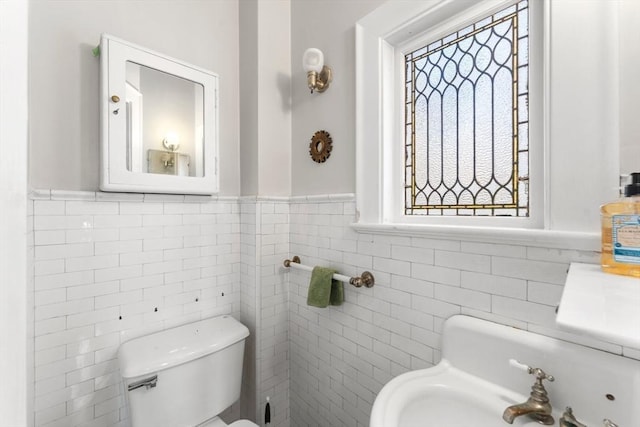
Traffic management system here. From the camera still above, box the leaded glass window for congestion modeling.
[405,1,529,216]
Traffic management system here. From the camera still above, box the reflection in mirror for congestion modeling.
[125,61,204,177]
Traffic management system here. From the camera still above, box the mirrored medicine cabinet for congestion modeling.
[99,34,219,194]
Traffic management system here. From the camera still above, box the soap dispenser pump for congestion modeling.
[600,172,640,277]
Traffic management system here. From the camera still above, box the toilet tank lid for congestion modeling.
[118,315,249,379]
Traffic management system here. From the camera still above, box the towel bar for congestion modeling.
[283,256,374,288]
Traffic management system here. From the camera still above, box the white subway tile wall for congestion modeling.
[239,200,258,422]
[32,194,241,427]
[28,199,36,427]
[287,198,633,427]
[239,200,290,426]
[257,201,290,427]
[30,192,638,427]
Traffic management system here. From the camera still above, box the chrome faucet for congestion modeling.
[559,407,587,427]
[502,360,555,425]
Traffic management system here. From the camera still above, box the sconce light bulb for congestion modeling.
[307,71,317,94]
[302,48,324,73]
[163,132,180,152]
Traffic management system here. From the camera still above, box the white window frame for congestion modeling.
[357,0,545,230]
[354,0,621,250]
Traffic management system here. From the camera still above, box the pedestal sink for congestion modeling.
[370,316,640,427]
[371,361,549,427]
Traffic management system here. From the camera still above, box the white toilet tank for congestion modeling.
[118,315,250,427]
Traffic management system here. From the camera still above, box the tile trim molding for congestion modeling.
[31,190,357,203]
[30,190,597,250]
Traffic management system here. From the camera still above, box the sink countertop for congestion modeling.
[556,262,640,349]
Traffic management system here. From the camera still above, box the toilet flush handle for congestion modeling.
[127,374,158,392]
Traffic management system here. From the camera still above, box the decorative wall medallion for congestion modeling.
[309,130,333,163]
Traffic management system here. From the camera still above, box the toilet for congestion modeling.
[118,315,258,427]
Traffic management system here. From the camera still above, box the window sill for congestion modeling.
[351,222,600,251]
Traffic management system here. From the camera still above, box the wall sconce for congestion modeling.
[303,48,332,94]
[148,132,190,176]
[163,132,180,152]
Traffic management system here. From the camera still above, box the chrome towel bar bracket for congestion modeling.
[283,256,375,288]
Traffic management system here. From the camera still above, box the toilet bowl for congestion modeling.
[118,315,258,427]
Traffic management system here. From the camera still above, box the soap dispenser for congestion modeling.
[600,172,640,277]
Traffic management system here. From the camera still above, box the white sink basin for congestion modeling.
[370,316,640,427]
[371,361,550,427]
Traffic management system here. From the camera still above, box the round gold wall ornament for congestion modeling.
[309,130,333,163]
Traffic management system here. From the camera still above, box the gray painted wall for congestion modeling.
[240,0,292,197]
[26,0,639,197]
[28,0,240,195]
[239,0,259,196]
[290,0,385,196]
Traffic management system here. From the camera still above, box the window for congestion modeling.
[404,1,529,217]
[356,0,544,229]
[357,0,619,243]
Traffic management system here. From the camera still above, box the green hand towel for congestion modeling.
[330,276,344,306]
[307,266,344,307]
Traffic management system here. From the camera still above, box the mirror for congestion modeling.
[125,62,204,177]
[100,34,218,194]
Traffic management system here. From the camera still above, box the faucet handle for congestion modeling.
[603,419,619,427]
[560,407,587,427]
[509,359,555,382]
[530,367,554,382]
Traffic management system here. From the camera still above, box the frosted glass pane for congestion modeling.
[443,191,457,205]
[459,25,473,38]
[475,45,492,72]
[519,151,529,178]
[477,189,492,204]
[428,193,441,206]
[459,53,474,78]
[518,178,529,206]
[519,38,529,66]
[415,95,429,189]
[415,191,427,205]
[416,68,428,93]
[475,75,492,187]
[496,187,513,204]
[427,92,441,187]
[518,66,528,95]
[493,32,512,65]
[494,68,514,185]
[458,81,474,187]
[429,63,443,90]
[495,4,516,19]
[459,190,474,205]
[414,46,428,58]
[475,17,492,32]
[442,86,458,188]
[519,123,528,150]
[443,52,457,84]
[405,0,529,215]
[518,8,529,39]
[518,94,528,122]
